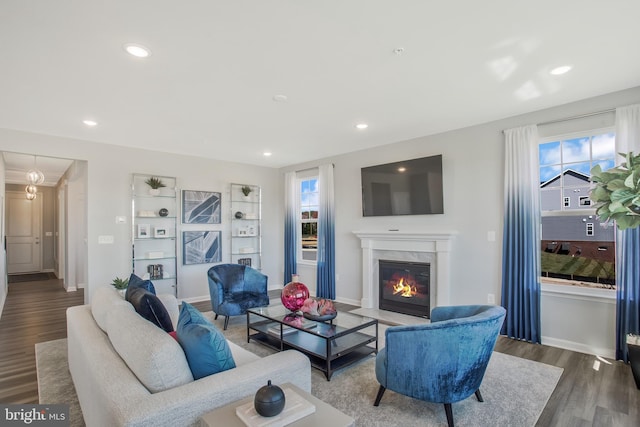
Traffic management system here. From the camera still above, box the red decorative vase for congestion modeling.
[281,275,309,312]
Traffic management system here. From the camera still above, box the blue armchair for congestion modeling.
[374,305,506,427]
[207,264,270,330]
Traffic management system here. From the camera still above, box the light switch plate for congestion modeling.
[98,235,114,244]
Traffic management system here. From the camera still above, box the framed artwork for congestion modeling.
[154,227,167,238]
[182,190,221,224]
[183,230,221,265]
[137,224,151,239]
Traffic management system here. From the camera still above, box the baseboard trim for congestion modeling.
[542,335,615,359]
[180,295,210,304]
[335,296,360,307]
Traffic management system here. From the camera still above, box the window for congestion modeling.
[539,129,616,289]
[299,177,318,262]
[586,223,594,236]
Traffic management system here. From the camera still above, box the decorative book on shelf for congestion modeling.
[237,258,252,267]
[235,387,316,427]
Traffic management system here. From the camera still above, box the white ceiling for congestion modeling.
[1,1,640,168]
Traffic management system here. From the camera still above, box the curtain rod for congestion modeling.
[537,108,615,127]
[293,163,334,173]
[503,108,616,133]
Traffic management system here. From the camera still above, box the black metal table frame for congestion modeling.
[246,308,378,380]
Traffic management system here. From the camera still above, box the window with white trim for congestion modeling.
[539,129,616,289]
[579,196,591,207]
[298,177,318,262]
[586,223,594,236]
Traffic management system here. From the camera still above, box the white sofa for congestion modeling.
[66,286,311,427]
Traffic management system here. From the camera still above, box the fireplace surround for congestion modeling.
[353,230,456,314]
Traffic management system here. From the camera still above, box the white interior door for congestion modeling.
[6,191,42,274]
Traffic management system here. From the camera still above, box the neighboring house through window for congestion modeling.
[298,176,318,262]
[539,129,616,288]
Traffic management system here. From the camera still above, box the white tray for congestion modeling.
[235,387,316,427]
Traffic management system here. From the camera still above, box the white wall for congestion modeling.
[282,86,640,356]
[0,131,283,304]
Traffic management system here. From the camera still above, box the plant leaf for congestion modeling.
[625,172,636,189]
[607,179,627,191]
[609,200,627,213]
[589,186,610,202]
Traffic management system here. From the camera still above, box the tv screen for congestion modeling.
[361,155,443,216]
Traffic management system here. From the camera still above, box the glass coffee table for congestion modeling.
[246,305,378,380]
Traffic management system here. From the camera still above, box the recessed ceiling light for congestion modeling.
[550,65,572,75]
[273,95,288,102]
[124,43,151,58]
[398,167,406,172]
[393,47,405,55]
[356,123,368,130]
[83,120,97,127]
[263,152,272,157]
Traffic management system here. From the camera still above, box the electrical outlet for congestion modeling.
[487,293,495,304]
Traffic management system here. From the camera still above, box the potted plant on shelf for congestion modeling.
[111,276,129,296]
[590,151,640,230]
[145,177,166,196]
[241,185,253,199]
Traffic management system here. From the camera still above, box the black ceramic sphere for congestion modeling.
[158,208,169,217]
[235,211,244,219]
[254,380,285,417]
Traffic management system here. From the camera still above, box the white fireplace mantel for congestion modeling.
[353,230,457,311]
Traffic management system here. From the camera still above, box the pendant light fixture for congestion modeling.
[25,155,43,200]
[26,155,45,185]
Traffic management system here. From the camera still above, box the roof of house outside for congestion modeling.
[540,169,590,188]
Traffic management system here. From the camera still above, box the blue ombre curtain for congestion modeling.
[501,125,542,343]
[316,164,336,299]
[284,171,297,283]
[615,104,640,362]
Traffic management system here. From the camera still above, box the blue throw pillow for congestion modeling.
[125,273,156,301]
[176,302,236,379]
[178,300,209,325]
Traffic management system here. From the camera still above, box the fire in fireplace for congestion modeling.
[379,260,430,317]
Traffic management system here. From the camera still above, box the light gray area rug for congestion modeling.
[37,313,563,427]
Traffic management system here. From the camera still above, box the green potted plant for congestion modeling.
[111,276,129,296]
[590,151,640,230]
[241,185,253,198]
[145,177,166,196]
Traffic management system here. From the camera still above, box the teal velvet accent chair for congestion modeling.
[207,264,270,330]
[374,305,506,427]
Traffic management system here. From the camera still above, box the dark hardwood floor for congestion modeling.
[1,283,638,426]
[0,279,84,403]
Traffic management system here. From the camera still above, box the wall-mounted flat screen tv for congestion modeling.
[361,154,444,216]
